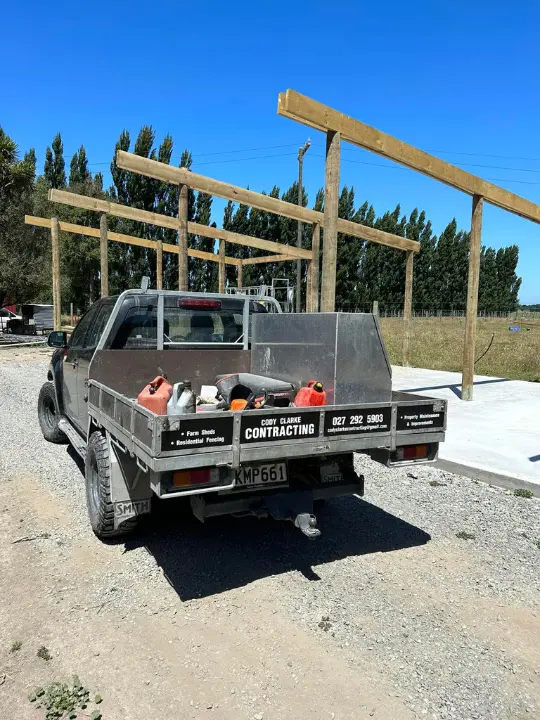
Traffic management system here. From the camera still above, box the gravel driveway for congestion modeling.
[0,349,538,720]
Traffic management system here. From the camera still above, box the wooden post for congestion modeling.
[403,250,414,366]
[178,184,188,291]
[156,239,163,290]
[311,222,320,312]
[462,194,483,401]
[372,300,379,317]
[305,261,313,313]
[321,131,340,312]
[218,239,225,293]
[237,260,243,289]
[99,213,108,297]
[51,217,61,330]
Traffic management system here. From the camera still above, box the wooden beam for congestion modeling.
[278,89,540,225]
[321,131,340,312]
[462,195,483,401]
[156,240,163,290]
[99,214,108,297]
[218,239,225,293]
[311,222,320,312]
[51,217,61,330]
[188,221,311,259]
[237,260,243,289]
[48,189,312,260]
[178,185,188,291]
[403,250,414,366]
[240,254,294,265]
[114,151,420,252]
[25,216,240,266]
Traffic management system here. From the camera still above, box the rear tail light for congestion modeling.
[395,444,428,460]
[173,467,219,488]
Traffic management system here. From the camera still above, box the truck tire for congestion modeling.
[38,382,68,444]
[85,431,137,539]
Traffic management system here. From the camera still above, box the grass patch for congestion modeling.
[456,531,476,540]
[379,317,540,381]
[36,645,52,661]
[514,488,534,499]
[28,676,103,720]
[10,640,22,653]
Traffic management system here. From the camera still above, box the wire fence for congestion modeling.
[335,303,540,321]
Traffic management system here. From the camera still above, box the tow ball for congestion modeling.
[294,513,321,538]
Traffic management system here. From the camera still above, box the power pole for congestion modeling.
[296,139,311,312]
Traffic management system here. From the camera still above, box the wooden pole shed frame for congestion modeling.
[278,89,540,400]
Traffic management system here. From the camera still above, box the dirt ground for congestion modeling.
[0,348,539,720]
[0,475,416,720]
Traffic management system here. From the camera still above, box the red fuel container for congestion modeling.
[137,376,173,415]
[294,381,326,407]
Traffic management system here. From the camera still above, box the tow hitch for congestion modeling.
[265,491,321,538]
[294,513,321,538]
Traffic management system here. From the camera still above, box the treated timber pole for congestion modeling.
[306,261,312,312]
[403,250,414,366]
[237,260,243,289]
[311,222,320,312]
[321,131,340,312]
[51,217,61,330]
[218,239,226,293]
[99,213,108,297]
[462,194,484,401]
[178,185,188,291]
[296,139,311,312]
[156,239,163,289]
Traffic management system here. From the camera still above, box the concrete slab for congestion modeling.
[392,366,540,492]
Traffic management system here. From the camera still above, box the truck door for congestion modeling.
[62,303,100,430]
[76,301,115,433]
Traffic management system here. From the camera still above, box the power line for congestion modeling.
[81,144,540,185]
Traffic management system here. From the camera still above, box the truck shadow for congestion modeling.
[125,497,430,601]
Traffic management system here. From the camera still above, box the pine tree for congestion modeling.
[44,133,66,189]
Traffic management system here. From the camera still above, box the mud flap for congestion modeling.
[108,436,153,530]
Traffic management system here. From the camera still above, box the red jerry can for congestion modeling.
[294,381,326,407]
[137,376,173,415]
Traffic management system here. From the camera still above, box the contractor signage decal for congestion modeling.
[240,411,320,444]
[324,407,391,436]
[161,416,234,451]
[396,403,445,431]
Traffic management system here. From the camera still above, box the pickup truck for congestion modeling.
[38,289,447,540]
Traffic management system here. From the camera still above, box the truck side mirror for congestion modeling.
[47,330,67,348]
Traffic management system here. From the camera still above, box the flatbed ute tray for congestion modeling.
[88,380,446,472]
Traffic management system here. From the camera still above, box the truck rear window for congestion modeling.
[108,298,246,349]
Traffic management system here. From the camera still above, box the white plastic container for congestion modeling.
[167,381,196,416]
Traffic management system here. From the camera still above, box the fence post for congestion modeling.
[51,217,61,330]
[403,250,414,366]
[218,239,225,293]
[462,195,483,401]
[321,132,340,312]
[178,185,188,291]
[372,300,379,317]
[99,213,108,297]
[156,239,163,290]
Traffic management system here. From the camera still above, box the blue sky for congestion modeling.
[3,0,540,302]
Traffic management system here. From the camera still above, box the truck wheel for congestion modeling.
[85,431,137,539]
[38,382,68,444]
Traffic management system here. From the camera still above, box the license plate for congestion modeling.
[236,463,287,489]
